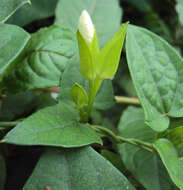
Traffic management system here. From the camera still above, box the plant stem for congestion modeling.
[86,78,102,121]
[90,125,154,152]
[115,96,140,105]
[0,121,20,128]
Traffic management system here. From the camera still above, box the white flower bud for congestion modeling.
[78,10,94,44]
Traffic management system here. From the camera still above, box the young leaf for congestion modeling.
[126,24,183,132]
[96,22,128,79]
[0,24,30,81]
[0,0,30,23]
[2,25,77,93]
[55,0,122,47]
[59,56,115,110]
[154,138,183,190]
[70,83,88,109]
[117,106,176,190]
[4,102,102,147]
[23,147,136,190]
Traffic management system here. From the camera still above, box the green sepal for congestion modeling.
[70,83,88,109]
[96,22,129,79]
[77,28,99,80]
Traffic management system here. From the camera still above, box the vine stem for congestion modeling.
[115,96,140,105]
[90,125,154,152]
[0,121,20,128]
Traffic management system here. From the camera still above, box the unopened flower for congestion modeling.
[78,10,94,44]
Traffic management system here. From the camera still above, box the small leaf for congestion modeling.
[0,24,30,81]
[71,83,88,109]
[0,0,30,23]
[126,24,183,132]
[55,0,122,47]
[59,56,115,110]
[154,138,183,190]
[2,25,77,93]
[23,147,136,190]
[117,106,176,190]
[96,22,128,79]
[4,102,102,147]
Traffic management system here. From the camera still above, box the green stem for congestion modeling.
[91,125,154,152]
[86,78,102,121]
[0,121,20,128]
[115,96,140,105]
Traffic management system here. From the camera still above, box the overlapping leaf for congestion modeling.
[55,0,122,47]
[0,24,30,81]
[24,147,136,190]
[2,25,77,92]
[0,0,30,23]
[126,24,183,132]
[117,106,176,190]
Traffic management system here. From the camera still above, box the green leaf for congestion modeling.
[126,24,183,132]
[7,0,58,27]
[55,0,122,47]
[4,102,102,147]
[176,0,183,25]
[24,147,136,190]
[0,24,30,81]
[96,22,128,79]
[117,106,176,190]
[59,56,115,110]
[0,154,6,190]
[0,0,30,23]
[154,138,183,190]
[2,25,77,93]
[70,83,88,109]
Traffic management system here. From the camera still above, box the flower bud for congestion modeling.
[78,10,94,44]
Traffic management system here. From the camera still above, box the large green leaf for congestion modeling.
[154,138,183,190]
[117,106,176,190]
[55,0,122,47]
[0,24,30,81]
[24,147,136,190]
[4,102,102,147]
[2,25,77,93]
[7,0,58,26]
[59,56,115,110]
[0,154,6,190]
[0,0,30,23]
[126,24,183,132]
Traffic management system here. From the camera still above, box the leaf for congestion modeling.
[96,22,128,79]
[0,0,30,23]
[154,138,183,190]
[0,24,30,81]
[117,106,176,190]
[2,25,77,93]
[4,102,102,147]
[24,147,136,190]
[7,0,58,27]
[0,154,6,190]
[55,0,122,47]
[70,83,88,109]
[126,24,183,132]
[59,56,115,110]
[176,0,183,25]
